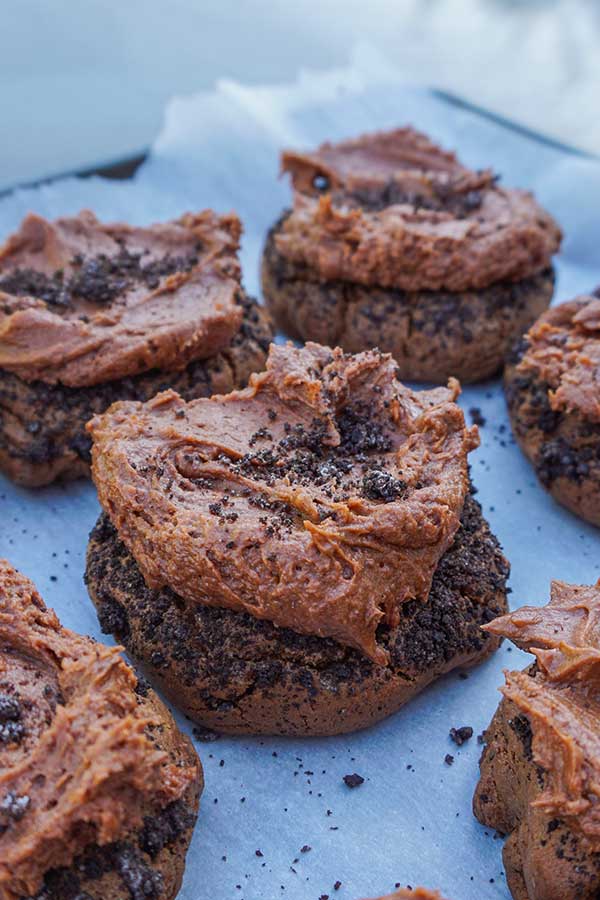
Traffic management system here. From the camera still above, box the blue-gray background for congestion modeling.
[1,66,600,897]
[1,0,599,190]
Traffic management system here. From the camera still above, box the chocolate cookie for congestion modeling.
[474,580,600,900]
[262,127,561,384]
[86,490,507,736]
[0,560,202,900]
[505,295,600,526]
[85,342,508,735]
[0,210,273,487]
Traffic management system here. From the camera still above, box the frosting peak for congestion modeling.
[485,579,600,846]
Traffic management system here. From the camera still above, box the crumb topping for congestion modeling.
[88,342,478,665]
[0,210,243,387]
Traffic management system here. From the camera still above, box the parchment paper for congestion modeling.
[1,50,600,900]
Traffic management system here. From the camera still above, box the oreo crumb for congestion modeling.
[0,246,199,310]
[362,470,407,502]
[134,676,150,697]
[469,407,486,427]
[0,694,24,746]
[343,773,364,788]
[450,725,474,746]
[138,800,194,859]
[114,844,163,900]
[444,754,455,766]
[0,695,21,722]
[0,791,30,822]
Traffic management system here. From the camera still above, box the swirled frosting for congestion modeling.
[0,209,244,387]
[275,127,561,292]
[485,579,600,847]
[0,560,197,899]
[88,342,478,665]
[515,296,600,423]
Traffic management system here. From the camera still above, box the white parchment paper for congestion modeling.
[1,53,600,900]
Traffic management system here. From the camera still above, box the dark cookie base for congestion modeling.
[86,493,509,736]
[262,215,555,384]
[0,294,273,488]
[505,341,600,526]
[474,695,600,900]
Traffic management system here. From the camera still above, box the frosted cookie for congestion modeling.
[86,342,508,735]
[0,560,202,900]
[262,127,560,383]
[0,210,272,486]
[474,580,600,900]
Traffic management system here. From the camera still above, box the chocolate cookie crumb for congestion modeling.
[0,693,24,745]
[444,754,455,766]
[114,844,163,900]
[0,246,200,311]
[362,470,407,502]
[469,407,486,427]
[138,800,195,860]
[0,791,30,823]
[343,773,364,788]
[450,725,474,746]
[0,694,21,721]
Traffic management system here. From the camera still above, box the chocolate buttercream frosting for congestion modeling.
[0,560,197,899]
[0,209,244,387]
[88,342,478,665]
[484,580,600,847]
[275,127,561,292]
[514,296,600,423]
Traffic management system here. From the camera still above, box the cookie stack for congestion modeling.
[262,127,561,383]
